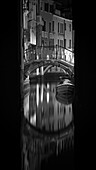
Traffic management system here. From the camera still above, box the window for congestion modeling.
[52,122,54,131]
[58,22,59,33]
[50,4,54,13]
[64,39,66,48]
[64,106,66,113]
[45,41,47,46]
[42,20,46,31]
[52,21,54,32]
[45,3,49,12]
[60,23,64,33]
[69,23,71,31]
[69,106,71,113]
[60,40,63,47]
[69,39,71,48]
[58,39,59,46]
[49,39,54,50]
[42,40,44,46]
[64,22,66,30]
[41,2,43,10]
[49,22,51,33]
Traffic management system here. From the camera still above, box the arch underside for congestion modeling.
[44,65,69,74]
[25,60,74,77]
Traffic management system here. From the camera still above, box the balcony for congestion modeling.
[42,31,48,38]
[42,31,45,38]
[55,9,61,16]
[58,31,64,36]
[49,33,53,39]
[44,32,48,38]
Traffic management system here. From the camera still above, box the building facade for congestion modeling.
[64,18,74,63]
[23,0,74,64]
[36,0,74,64]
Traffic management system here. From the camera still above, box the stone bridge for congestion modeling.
[24,59,74,78]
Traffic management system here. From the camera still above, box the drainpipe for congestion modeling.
[64,19,65,61]
[56,44,58,60]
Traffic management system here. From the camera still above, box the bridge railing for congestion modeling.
[24,45,74,65]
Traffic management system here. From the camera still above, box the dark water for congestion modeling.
[22,76,74,170]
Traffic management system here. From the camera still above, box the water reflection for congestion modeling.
[22,79,74,170]
[24,92,29,121]
[22,119,74,170]
[24,81,73,132]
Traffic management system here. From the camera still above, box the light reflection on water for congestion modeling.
[24,80,73,132]
[22,79,74,170]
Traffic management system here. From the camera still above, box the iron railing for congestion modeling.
[24,45,74,64]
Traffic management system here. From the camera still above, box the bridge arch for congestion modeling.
[25,60,74,78]
[44,65,68,75]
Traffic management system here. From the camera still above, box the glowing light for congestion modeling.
[36,84,39,107]
[24,93,29,120]
[41,84,43,103]
[71,55,74,64]
[30,28,36,45]
[37,55,39,60]
[30,112,36,126]
[65,49,73,62]
[47,83,50,89]
[36,68,39,75]
[47,83,50,103]
[36,55,39,75]
[47,55,49,60]
[47,91,49,103]
[61,50,64,59]
[41,66,44,75]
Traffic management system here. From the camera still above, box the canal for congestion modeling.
[22,74,74,170]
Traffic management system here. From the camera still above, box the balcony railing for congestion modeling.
[44,32,48,38]
[49,33,53,39]
[42,31,48,38]
[42,31,44,38]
